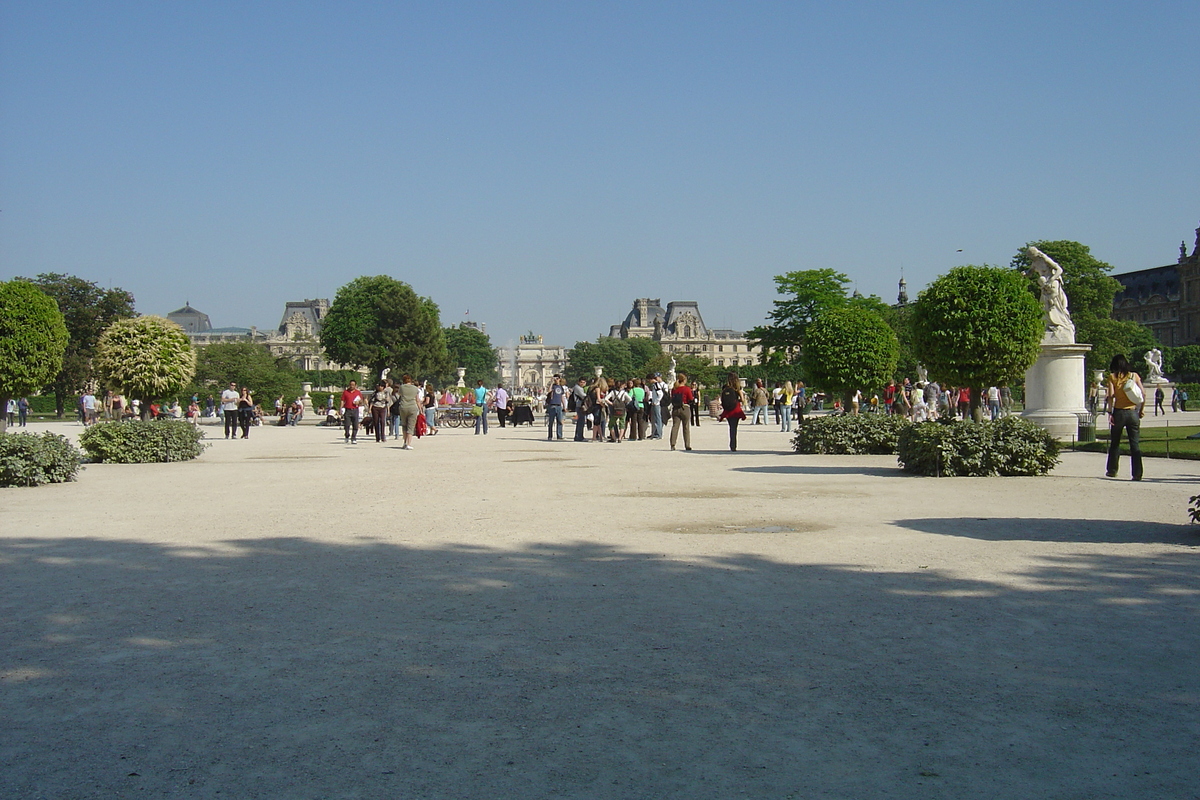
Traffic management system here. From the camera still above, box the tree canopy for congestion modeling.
[18,273,137,416]
[911,266,1042,416]
[748,269,853,362]
[564,337,666,384]
[443,324,498,387]
[0,280,69,432]
[320,276,449,382]
[801,306,898,407]
[93,316,196,418]
[191,342,302,405]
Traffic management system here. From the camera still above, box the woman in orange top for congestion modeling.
[1104,354,1144,481]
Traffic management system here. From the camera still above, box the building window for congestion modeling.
[718,345,723,352]
[1157,310,1163,320]
[1142,312,1148,321]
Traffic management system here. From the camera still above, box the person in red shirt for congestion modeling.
[669,374,694,451]
[341,380,364,444]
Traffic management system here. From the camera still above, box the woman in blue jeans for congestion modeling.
[1104,354,1144,481]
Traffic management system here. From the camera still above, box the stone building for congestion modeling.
[168,298,345,371]
[1111,224,1200,347]
[496,334,567,391]
[609,298,762,368]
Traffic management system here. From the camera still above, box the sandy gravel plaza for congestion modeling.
[2,416,1198,799]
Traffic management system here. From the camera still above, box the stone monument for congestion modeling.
[1144,348,1166,385]
[1021,247,1092,439]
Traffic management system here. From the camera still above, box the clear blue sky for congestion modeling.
[2,1,1198,349]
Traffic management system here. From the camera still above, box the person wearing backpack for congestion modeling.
[1104,354,1144,481]
[628,378,647,440]
[718,373,747,452]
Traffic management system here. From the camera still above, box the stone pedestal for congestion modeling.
[1022,342,1092,440]
[300,382,314,414]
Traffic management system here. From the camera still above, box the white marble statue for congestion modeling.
[916,364,928,384]
[1027,246,1075,344]
[666,357,677,387]
[1145,348,1165,383]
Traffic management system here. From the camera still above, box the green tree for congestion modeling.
[748,269,853,362]
[0,281,69,433]
[444,324,498,386]
[912,266,1043,420]
[93,316,196,419]
[1011,240,1128,371]
[18,273,137,417]
[320,276,450,382]
[626,337,663,373]
[801,306,898,409]
[191,342,302,407]
[565,338,634,383]
[1166,344,1200,381]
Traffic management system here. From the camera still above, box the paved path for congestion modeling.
[2,419,1198,799]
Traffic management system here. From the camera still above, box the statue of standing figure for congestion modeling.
[1027,246,1075,344]
[666,357,677,387]
[1145,348,1165,383]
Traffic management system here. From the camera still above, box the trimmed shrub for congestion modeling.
[792,413,911,455]
[897,416,1059,477]
[0,431,83,487]
[79,420,209,463]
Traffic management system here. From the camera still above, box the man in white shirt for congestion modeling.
[81,391,97,426]
[494,384,510,428]
[221,382,240,439]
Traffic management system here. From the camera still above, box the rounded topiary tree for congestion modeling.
[801,306,899,410]
[93,316,196,419]
[0,280,69,433]
[910,265,1042,420]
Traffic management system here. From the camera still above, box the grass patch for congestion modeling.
[1076,425,1200,460]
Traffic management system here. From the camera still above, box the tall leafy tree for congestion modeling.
[801,306,898,409]
[912,266,1043,419]
[565,338,634,383]
[19,273,136,417]
[0,280,69,433]
[748,269,852,362]
[93,316,196,419]
[191,342,302,406]
[444,324,498,386]
[320,276,449,382]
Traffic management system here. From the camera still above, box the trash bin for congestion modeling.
[1077,416,1096,443]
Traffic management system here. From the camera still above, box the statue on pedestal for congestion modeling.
[1027,246,1075,344]
[1145,348,1165,383]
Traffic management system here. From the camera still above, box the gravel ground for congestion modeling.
[1,418,1198,799]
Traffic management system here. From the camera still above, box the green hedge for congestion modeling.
[897,416,1059,477]
[0,431,83,487]
[791,413,911,455]
[79,420,209,464]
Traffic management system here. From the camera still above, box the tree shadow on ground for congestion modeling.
[731,464,905,477]
[894,517,1200,546]
[2,536,1198,799]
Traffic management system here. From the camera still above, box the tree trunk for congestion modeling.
[55,392,66,419]
[0,393,9,434]
[970,386,984,422]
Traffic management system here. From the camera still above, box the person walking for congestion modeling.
[1171,386,1181,412]
[750,380,769,425]
[668,374,693,451]
[370,381,391,443]
[237,387,255,439]
[545,375,566,440]
[341,380,364,443]
[221,382,240,439]
[395,374,421,450]
[1154,385,1165,416]
[494,384,510,428]
[1105,354,1144,481]
[17,397,29,427]
[780,381,795,432]
[771,382,783,426]
[472,380,490,435]
[987,386,1001,421]
[423,382,439,435]
[690,381,702,427]
[719,373,748,452]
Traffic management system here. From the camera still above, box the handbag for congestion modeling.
[470,405,484,417]
[1122,376,1144,405]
